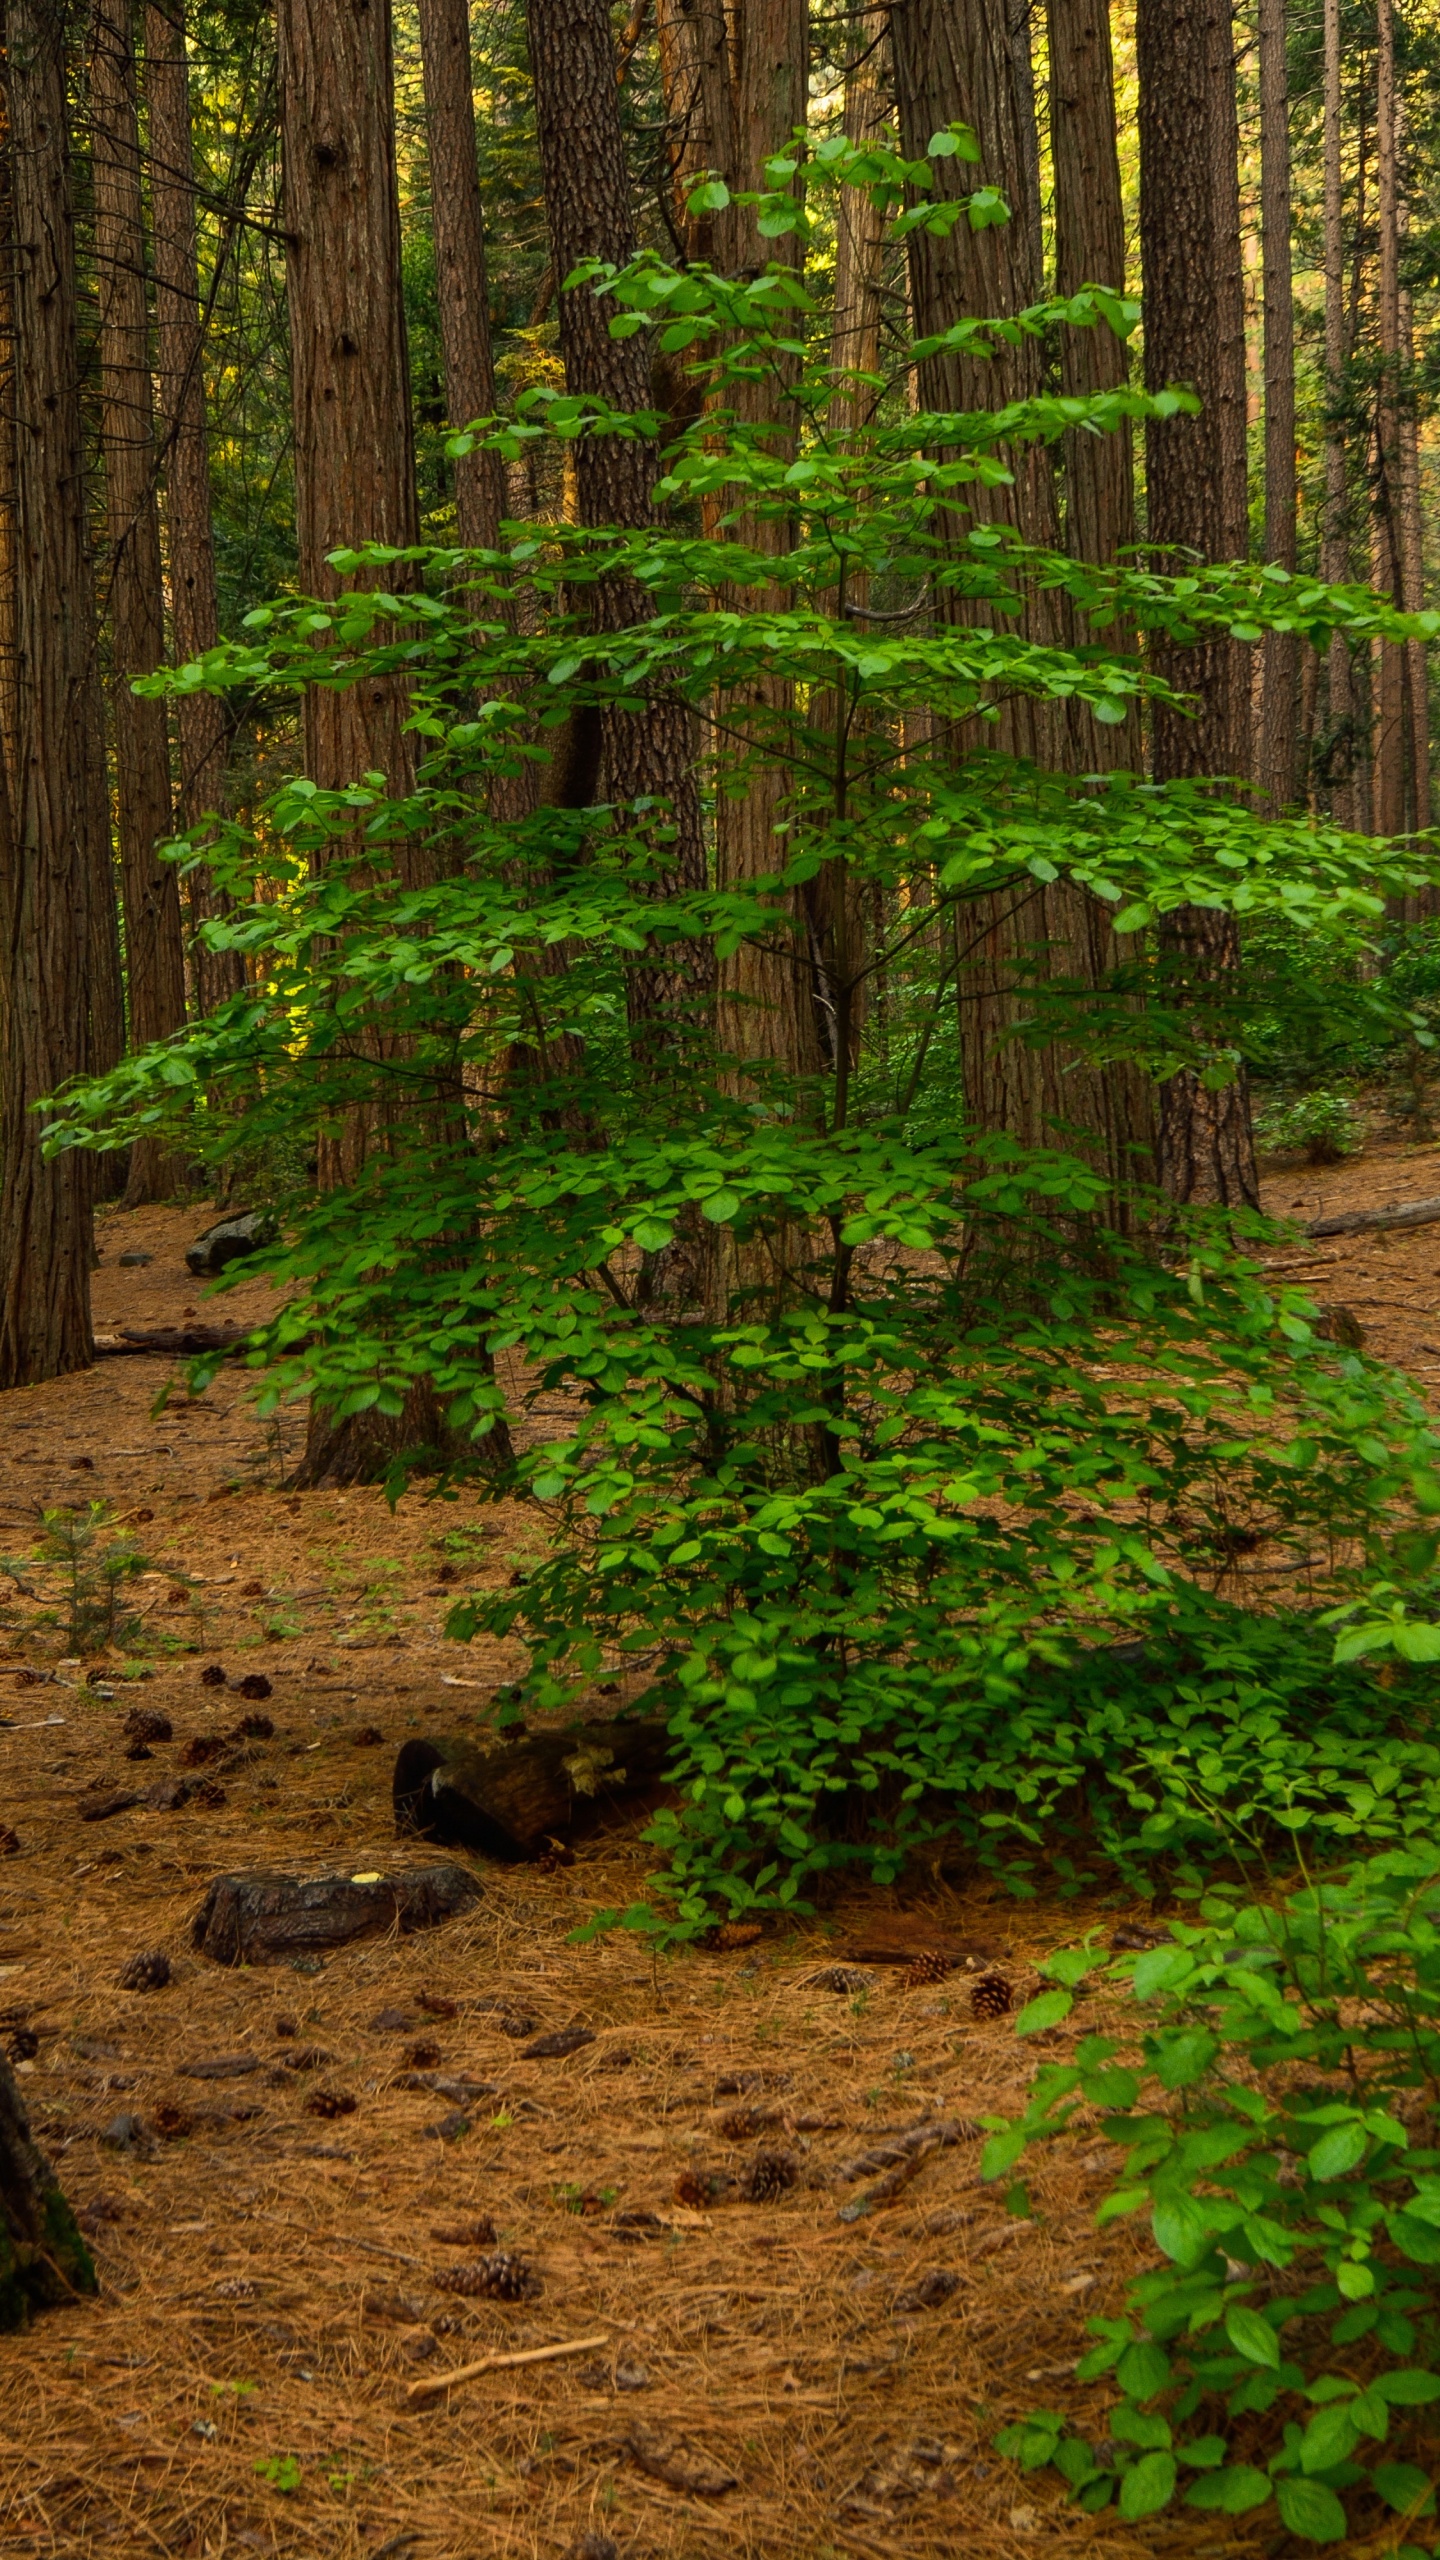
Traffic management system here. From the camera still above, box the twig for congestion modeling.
[407,2334,609,2402]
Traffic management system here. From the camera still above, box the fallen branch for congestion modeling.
[406,2332,608,2401]
[91,1324,255,1359]
[1304,1192,1440,1240]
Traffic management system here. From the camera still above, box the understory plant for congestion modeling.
[45,133,1440,1919]
[985,1848,1440,2546]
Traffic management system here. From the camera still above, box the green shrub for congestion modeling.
[985,1849,1440,2544]
[1254,1085,1362,1165]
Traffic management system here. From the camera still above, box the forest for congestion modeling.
[6,0,1440,2550]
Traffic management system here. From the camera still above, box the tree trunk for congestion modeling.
[91,0,189,1205]
[1258,0,1298,809]
[416,0,504,555]
[280,0,459,1486]
[0,2049,96,2330]
[655,0,738,264]
[144,0,245,1014]
[1320,0,1359,826]
[1136,0,1259,1209]
[1398,283,1431,846]
[526,0,710,1060]
[1372,0,1404,840]
[0,0,112,1386]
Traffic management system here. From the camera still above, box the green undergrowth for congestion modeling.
[985,1848,1440,2546]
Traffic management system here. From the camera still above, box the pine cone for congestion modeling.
[199,1665,228,1689]
[154,2100,193,2140]
[433,2252,539,2301]
[403,2039,443,2071]
[429,2216,497,2249]
[123,1708,172,1746]
[710,1920,763,1952]
[717,2106,778,2141]
[674,2168,735,2208]
[742,2149,798,2204]
[180,1733,226,1767]
[232,1711,274,1739]
[117,1949,172,1992]
[6,2026,39,2061]
[273,2015,298,2039]
[305,2087,357,2119]
[0,1826,19,1858]
[124,1742,153,1761]
[805,1965,872,1994]
[416,1991,458,2018]
[971,1971,1013,2020]
[902,1950,953,1990]
[237,1674,273,1702]
[192,1780,226,1810]
[353,1725,385,1747]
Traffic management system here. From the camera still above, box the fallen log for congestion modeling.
[191,1861,482,1965]
[392,1723,672,1861]
[92,1323,255,1359]
[1304,1191,1440,1240]
[0,2049,97,2329]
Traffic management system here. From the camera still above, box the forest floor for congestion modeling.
[1,1134,1439,2560]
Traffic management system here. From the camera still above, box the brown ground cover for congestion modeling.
[1,1141,1438,2560]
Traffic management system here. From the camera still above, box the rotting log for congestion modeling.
[191,1861,482,1965]
[0,2050,97,2330]
[393,1724,673,1861]
[1303,1192,1440,1240]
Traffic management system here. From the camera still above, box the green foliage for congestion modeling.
[986,1849,1440,2540]
[1254,1085,1362,1165]
[253,2453,303,2495]
[1,1506,151,1657]
[45,130,1440,1926]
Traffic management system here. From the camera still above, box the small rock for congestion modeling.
[184,1210,278,1278]
[100,2113,146,2151]
[117,1251,153,1267]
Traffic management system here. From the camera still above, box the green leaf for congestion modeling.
[1184,2465,1272,2514]
[1225,2305,1280,2368]
[1273,2476,1348,2542]
[1117,2343,1172,2400]
[1375,2370,1440,2405]
[700,1189,742,1224]
[1310,2120,1368,2181]
[1014,1988,1073,2036]
[1372,2463,1436,2515]
[1118,2451,1177,2520]
[686,178,731,212]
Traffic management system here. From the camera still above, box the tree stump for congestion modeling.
[190,1861,483,1965]
[0,2050,97,2330]
[393,1723,672,1860]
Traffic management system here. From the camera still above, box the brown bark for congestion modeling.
[0,2048,97,2329]
[91,0,189,1206]
[655,0,739,265]
[1372,0,1403,839]
[1398,285,1431,840]
[894,0,1140,1201]
[1258,0,1298,808]
[143,0,244,1014]
[1320,0,1359,825]
[1137,0,1258,1209]
[526,0,709,1053]
[0,0,113,1386]
[416,0,504,555]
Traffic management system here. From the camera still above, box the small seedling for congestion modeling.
[254,2453,302,2493]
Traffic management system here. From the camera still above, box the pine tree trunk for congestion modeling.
[0,0,111,1386]
[416,0,503,555]
[0,2049,96,2330]
[1258,0,1298,809]
[1372,0,1404,840]
[526,0,710,1059]
[1136,0,1259,1209]
[655,0,738,264]
[280,0,459,1486]
[144,0,245,1015]
[91,0,189,1208]
[1321,0,1360,826]
[1398,283,1431,847]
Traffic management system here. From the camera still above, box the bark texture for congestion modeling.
[1372,0,1404,838]
[1258,0,1298,808]
[1136,0,1259,1209]
[1048,0,1134,578]
[91,0,188,1203]
[0,0,112,1386]
[656,0,739,264]
[144,0,245,1011]
[1320,0,1359,824]
[0,2050,96,2330]
[417,0,504,553]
